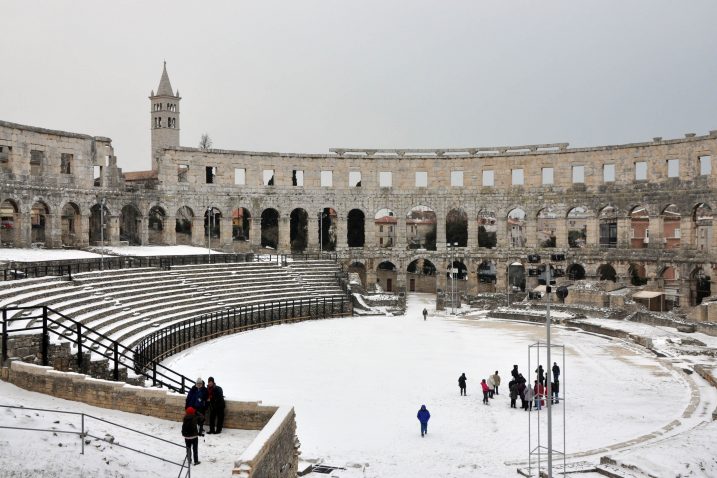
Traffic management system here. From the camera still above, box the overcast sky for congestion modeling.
[2,0,717,172]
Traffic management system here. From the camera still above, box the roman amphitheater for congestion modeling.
[1,65,716,477]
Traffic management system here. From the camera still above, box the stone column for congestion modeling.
[47,213,61,248]
[648,216,662,250]
[680,217,694,251]
[79,214,90,247]
[139,216,149,246]
[395,216,407,250]
[525,218,537,248]
[163,215,176,245]
[308,215,320,251]
[335,215,348,251]
[496,218,507,248]
[586,217,599,248]
[466,259,478,294]
[108,215,120,246]
[555,219,568,248]
[250,217,262,249]
[436,214,446,250]
[220,216,233,251]
[467,219,478,250]
[617,217,631,249]
[437,263,447,291]
[191,216,205,246]
[279,216,291,252]
[17,212,30,247]
[496,261,507,290]
[364,217,375,249]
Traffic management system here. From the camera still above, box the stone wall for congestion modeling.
[233,406,299,477]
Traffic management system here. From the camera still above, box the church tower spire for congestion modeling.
[149,61,181,170]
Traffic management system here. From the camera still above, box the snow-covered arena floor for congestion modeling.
[165,294,717,477]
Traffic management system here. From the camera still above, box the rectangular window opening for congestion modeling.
[667,159,679,178]
[60,153,73,174]
[30,150,44,175]
[700,155,711,176]
[511,168,524,186]
[321,170,333,187]
[572,165,585,183]
[292,170,304,187]
[635,161,647,181]
[482,170,494,187]
[349,171,362,187]
[379,171,392,188]
[93,165,102,186]
[178,164,189,183]
[415,171,428,187]
[451,170,464,187]
[234,168,246,185]
[603,164,615,183]
[542,167,554,185]
[206,166,217,184]
[263,169,275,186]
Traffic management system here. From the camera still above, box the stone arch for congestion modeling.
[477,260,496,284]
[318,207,337,252]
[446,260,468,280]
[567,263,586,280]
[147,205,166,245]
[446,208,468,247]
[567,206,590,248]
[261,208,280,249]
[690,266,711,306]
[477,210,497,249]
[406,258,436,293]
[629,206,649,249]
[89,202,110,245]
[204,207,222,240]
[661,204,681,249]
[61,202,81,247]
[507,208,526,248]
[693,203,713,251]
[375,208,396,249]
[508,262,526,291]
[597,263,617,282]
[175,206,194,245]
[628,263,647,286]
[120,204,142,245]
[30,201,50,244]
[407,205,437,251]
[232,207,251,242]
[537,207,558,248]
[290,208,309,252]
[348,261,367,289]
[376,260,397,292]
[0,199,20,246]
[347,209,365,248]
[599,205,618,248]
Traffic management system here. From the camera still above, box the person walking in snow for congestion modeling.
[517,374,527,409]
[509,380,518,408]
[458,373,467,396]
[417,405,431,437]
[533,380,544,410]
[422,308,428,321]
[511,365,520,381]
[206,376,225,434]
[480,379,490,405]
[182,407,200,466]
[491,371,501,395]
[186,378,208,436]
[536,365,545,387]
[552,362,560,381]
[487,374,495,398]
[551,380,560,404]
[524,384,534,411]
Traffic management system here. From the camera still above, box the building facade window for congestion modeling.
[667,159,679,178]
[349,171,362,187]
[700,155,712,176]
[60,153,73,174]
[542,167,553,185]
[321,170,333,187]
[451,170,463,187]
[604,164,615,182]
[572,165,585,183]
[292,170,304,186]
[379,171,392,188]
[511,169,524,186]
[482,170,494,187]
[635,161,647,181]
[263,169,275,186]
[415,171,428,187]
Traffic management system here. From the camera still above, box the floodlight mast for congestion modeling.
[546,263,553,477]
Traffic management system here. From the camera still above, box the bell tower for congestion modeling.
[149,61,181,170]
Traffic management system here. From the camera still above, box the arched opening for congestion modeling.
[597,264,617,282]
[318,207,337,252]
[347,209,365,247]
[232,208,251,241]
[175,206,194,245]
[628,263,647,286]
[477,260,497,293]
[348,262,367,288]
[261,208,280,249]
[537,207,558,248]
[659,266,679,310]
[567,207,590,248]
[375,209,396,249]
[599,206,618,248]
[690,267,711,306]
[407,206,437,250]
[0,199,19,246]
[30,202,49,244]
[508,262,526,291]
[147,206,166,245]
[477,210,497,248]
[120,204,142,245]
[204,207,221,240]
[693,203,713,251]
[377,261,397,292]
[407,258,437,293]
[507,208,526,248]
[61,202,80,247]
[630,206,649,249]
[90,202,110,245]
[567,263,586,280]
[446,208,467,247]
[445,260,467,280]
[661,205,681,249]
[290,208,309,252]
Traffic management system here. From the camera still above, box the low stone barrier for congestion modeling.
[233,406,299,477]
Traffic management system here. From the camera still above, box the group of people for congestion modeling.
[181,376,226,466]
[417,363,561,436]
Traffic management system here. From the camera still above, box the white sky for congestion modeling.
[2,0,717,172]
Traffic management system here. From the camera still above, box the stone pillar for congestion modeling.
[366,267,377,287]
[436,214,446,250]
[279,216,291,252]
[364,217,375,249]
[335,215,348,251]
[555,219,567,248]
[648,216,662,250]
[79,214,90,247]
[308,215,320,251]
[396,268,407,290]
[467,219,478,250]
[496,261,507,290]
[395,216,407,250]
[17,213,31,247]
[250,217,262,249]
[139,216,149,246]
[437,263,447,291]
[466,259,478,294]
[586,217,598,248]
[191,216,205,246]
[496,218,507,248]
[47,213,61,248]
[163,215,176,245]
[681,217,694,251]
[525,218,537,248]
[617,217,631,249]
[108,215,120,246]
[220,216,233,250]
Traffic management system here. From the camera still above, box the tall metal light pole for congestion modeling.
[545,262,553,477]
[206,206,212,262]
[100,198,106,272]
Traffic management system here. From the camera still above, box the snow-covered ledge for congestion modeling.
[234,405,299,477]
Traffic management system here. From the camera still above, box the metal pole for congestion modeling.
[320,212,323,255]
[207,207,212,262]
[546,264,553,477]
[100,198,105,272]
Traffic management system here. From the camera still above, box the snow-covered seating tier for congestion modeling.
[0,261,348,354]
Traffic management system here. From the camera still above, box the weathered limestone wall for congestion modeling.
[233,406,299,477]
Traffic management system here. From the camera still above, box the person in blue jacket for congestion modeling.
[417,404,430,437]
[185,378,208,435]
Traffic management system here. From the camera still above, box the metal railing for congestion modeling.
[0,404,190,476]
[134,296,353,368]
[1,305,194,393]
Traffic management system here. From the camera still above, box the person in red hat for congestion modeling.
[182,406,200,466]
